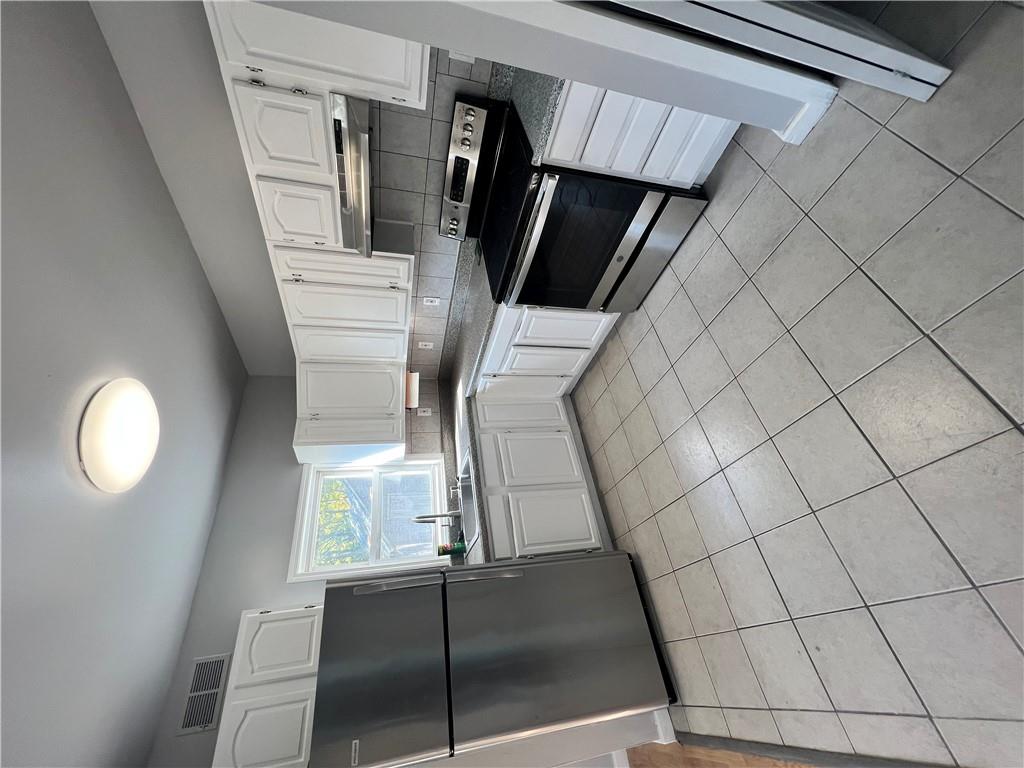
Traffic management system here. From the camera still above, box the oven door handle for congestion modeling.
[507,172,558,306]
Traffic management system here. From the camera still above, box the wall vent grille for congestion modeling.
[177,654,230,736]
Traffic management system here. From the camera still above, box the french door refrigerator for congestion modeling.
[308,552,669,768]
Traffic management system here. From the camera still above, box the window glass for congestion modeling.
[378,470,435,561]
[313,474,373,569]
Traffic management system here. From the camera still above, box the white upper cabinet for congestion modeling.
[496,345,590,377]
[545,80,738,189]
[508,487,601,557]
[232,607,323,689]
[296,362,404,418]
[206,1,430,109]
[256,177,342,246]
[512,308,616,349]
[294,326,406,364]
[232,81,334,182]
[293,416,404,464]
[272,244,411,287]
[281,282,410,330]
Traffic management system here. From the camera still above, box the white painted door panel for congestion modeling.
[498,345,589,377]
[485,495,515,560]
[509,488,600,557]
[256,177,341,246]
[232,607,322,688]
[642,107,700,178]
[475,399,569,431]
[497,432,583,487]
[296,362,403,417]
[293,415,404,446]
[580,90,635,167]
[207,1,429,108]
[513,308,615,349]
[293,326,406,363]
[476,375,571,400]
[546,80,600,162]
[272,244,411,286]
[232,82,333,180]
[281,282,409,329]
[611,99,670,174]
[212,686,316,768]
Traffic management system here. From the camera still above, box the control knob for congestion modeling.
[462,123,474,136]
[464,107,476,121]
[460,137,471,150]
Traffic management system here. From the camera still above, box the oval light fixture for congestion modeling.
[79,378,160,493]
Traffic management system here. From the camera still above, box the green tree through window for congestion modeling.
[314,475,372,567]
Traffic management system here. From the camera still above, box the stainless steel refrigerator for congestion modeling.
[309,551,669,768]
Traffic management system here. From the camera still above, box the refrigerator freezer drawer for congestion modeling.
[309,574,450,768]
[445,552,667,751]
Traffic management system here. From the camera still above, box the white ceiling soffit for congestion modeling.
[264,0,837,143]
[617,1,950,101]
[92,1,294,376]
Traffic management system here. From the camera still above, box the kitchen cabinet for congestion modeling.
[231,81,334,183]
[496,345,590,377]
[281,282,410,330]
[256,177,342,246]
[212,606,323,768]
[510,488,601,556]
[475,399,569,431]
[293,416,404,464]
[206,1,430,109]
[296,362,403,418]
[479,431,584,488]
[512,308,616,349]
[544,80,738,189]
[476,375,572,400]
[293,326,406,363]
[272,244,411,287]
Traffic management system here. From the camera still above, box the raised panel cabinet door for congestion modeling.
[296,362,403,417]
[232,82,333,180]
[508,487,600,557]
[476,375,570,400]
[497,431,583,487]
[513,308,616,348]
[208,1,429,109]
[293,327,406,363]
[497,345,590,377]
[272,244,412,286]
[474,399,569,431]
[281,282,409,329]
[232,606,323,689]
[485,495,515,560]
[256,177,342,246]
[212,686,316,768]
[293,415,404,464]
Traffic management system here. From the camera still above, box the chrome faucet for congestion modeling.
[413,512,462,524]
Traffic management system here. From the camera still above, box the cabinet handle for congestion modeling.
[313,241,325,246]
[249,78,266,87]
[245,66,263,73]
[291,87,308,95]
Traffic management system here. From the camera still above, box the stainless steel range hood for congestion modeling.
[331,93,372,256]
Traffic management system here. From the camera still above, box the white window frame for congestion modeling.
[288,455,449,582]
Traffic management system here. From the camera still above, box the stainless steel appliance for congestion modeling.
[444,101,707,312]
[331,94,372,256]
[309,552,668,768]
[439,98,505,242]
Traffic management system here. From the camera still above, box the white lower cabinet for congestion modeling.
[512,308,616,348]
[479,431,583,487]
[476,375,572,400]
[497,345,590,376]
[475,399,569,431]
[296,362,403,418]
[510,487,601,557]
[281,282,410,329]
[293,326,406,363]
[213,606,323,768]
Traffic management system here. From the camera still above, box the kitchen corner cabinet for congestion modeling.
[212,606,323,768]
[206,1,430,109]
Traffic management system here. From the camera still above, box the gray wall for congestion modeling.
[1,3,247,766]
[147,377,325,768]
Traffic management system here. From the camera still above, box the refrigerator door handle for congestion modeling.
[350,573,444,595]
[446,568,524,583]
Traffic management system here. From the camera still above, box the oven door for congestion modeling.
[508,173,665,310]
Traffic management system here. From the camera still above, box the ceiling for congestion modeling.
[93,1,294,376]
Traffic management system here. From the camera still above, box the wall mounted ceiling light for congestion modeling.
[79,378,160,493]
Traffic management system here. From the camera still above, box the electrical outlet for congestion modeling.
[422,297,440,306]
[416,407,433,417]
[417,341,435,350]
